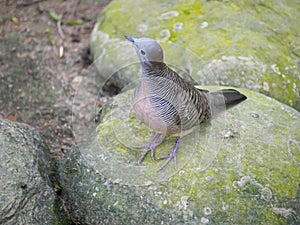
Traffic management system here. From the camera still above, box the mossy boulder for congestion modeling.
[0,119,68,225]
[58,87,300,224]
[90,0,300,110]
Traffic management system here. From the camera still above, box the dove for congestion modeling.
[125,35,246,171]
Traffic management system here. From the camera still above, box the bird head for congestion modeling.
[125,36,164,63]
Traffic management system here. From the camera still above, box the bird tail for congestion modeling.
[210,89,247,109]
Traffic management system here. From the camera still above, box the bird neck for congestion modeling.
[140,61,166,76]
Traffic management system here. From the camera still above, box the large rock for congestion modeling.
[58,87,300,224]
[0,119,68,225]
[90,0,300,110]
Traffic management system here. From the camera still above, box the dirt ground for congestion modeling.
[0,0,111,159]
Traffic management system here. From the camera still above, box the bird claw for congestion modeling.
[137,147,156,164]
[157,137,181,171]
[136,133,164,164]
[136,135,181,172]
[157,153,177,172]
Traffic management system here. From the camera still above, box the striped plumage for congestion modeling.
[133,61,211,136]
[125,36,247,171]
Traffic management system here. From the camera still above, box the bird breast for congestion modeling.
[133,78,206,136]
[133,80,169,134]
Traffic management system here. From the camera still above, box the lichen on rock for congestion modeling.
[91,0,300,110]
[59,87,300,224]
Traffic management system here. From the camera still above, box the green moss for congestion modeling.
[89,0,300,221]
[86,87,300,223]
[92,0,300,110]
[242,183,261,196]
[53,197,70,225]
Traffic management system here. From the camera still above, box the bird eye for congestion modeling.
[140,50,146,55]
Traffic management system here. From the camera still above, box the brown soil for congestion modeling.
[0,0,111,159]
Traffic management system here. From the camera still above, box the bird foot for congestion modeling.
[157,137,181,172]
[135,133,165,164]
[135,135,182,172]
[157,153,177,172]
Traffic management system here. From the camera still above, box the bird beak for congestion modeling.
[124,35,135,43]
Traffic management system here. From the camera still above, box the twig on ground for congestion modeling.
[57,20,65,39]
[17,0,45,7]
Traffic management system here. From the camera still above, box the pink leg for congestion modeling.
[137,133,165,164]
[157,137,181,171]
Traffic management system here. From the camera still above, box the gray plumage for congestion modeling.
[125,36,247,171]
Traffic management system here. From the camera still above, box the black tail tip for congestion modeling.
[221,89,247,107]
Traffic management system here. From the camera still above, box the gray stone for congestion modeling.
[0,119,68,225]
[58,87,300,224]
[90,0,300,111]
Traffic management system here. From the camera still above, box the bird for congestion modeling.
[124,35,247,171]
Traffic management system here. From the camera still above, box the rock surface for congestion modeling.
[90,0,300,111]
[58,87,300,224]
[0,119,68,225]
